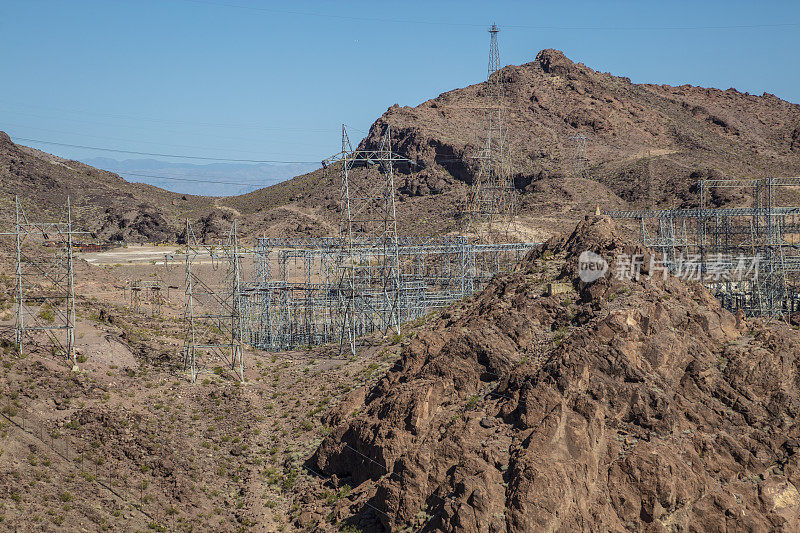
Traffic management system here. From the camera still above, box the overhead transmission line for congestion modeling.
[109,171,284,187]
[11,132,478,171]
[12,137,322,164]
[174,0,800,31]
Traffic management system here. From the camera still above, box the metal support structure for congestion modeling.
[181,26,550,359]
[237,27,538,355]
[569,134,590,180]
[243,237,538,351]
[182,219,244,382]
[465,24,517,241]
[321,125,413,354]
[605,176,800,320]
[1,196,83,367]
[181,121,538,363]
[125,279,166,316]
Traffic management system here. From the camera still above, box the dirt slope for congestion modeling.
[0,254,404,531]
[309,215,800,532]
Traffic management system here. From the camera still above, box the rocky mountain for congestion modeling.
[307,215,800,531]
[225,48,800,241]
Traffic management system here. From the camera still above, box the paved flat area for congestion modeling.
[79,245,180,265]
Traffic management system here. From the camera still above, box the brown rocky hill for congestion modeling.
[308,215,800,531]
[0,131,236,242]
[224,48,800,240]
[4,49,799,243]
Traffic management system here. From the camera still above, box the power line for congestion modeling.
[2,122,323,154]
[0,100,339,133]
[12,133,463,168]
[0,111,336,147]
[110,171,274,187]
[11,134,503,169]
[12,137,323,164]
[174,0,800,31]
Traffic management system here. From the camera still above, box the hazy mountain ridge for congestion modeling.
[83,157,318,197]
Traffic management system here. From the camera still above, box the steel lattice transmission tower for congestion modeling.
[749,178,788,318]
[1,196,82,368]
[322,125,414,354]
[466,23,517,241]
[569,134,590,180]
[183,219,245,382]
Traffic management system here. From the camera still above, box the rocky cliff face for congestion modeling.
[309,216,800,532]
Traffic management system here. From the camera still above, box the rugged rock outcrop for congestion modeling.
[311,216,800,531]
[97,204,175,242]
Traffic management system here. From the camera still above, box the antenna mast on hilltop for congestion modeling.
[465,23,517,241]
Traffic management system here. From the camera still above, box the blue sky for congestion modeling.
[1,0,798,168]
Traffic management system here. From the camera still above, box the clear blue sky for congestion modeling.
[1,0,798,166]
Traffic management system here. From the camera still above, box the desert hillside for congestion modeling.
[306,215,800,531]
[1,214,797,531]
[224,49,800,240]
[4,2,800,531]
[0,132,243,242]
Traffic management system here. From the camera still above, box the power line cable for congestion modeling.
[108,171,277,186]
[0,110,336,146]
[3,123,318,156]
[173,0,800,31]
[12,136,324,164]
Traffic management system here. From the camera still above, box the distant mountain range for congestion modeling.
[83,157,319,197]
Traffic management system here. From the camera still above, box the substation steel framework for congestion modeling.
[183,25,543,362]
[465,23,518,241]
[0,196,83,367]
[125,279,166,316]
[605,177,800,319]
[569,134,590,180]
[182,218,245,382]
[322,124,414,354]
[243,236,538,352]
